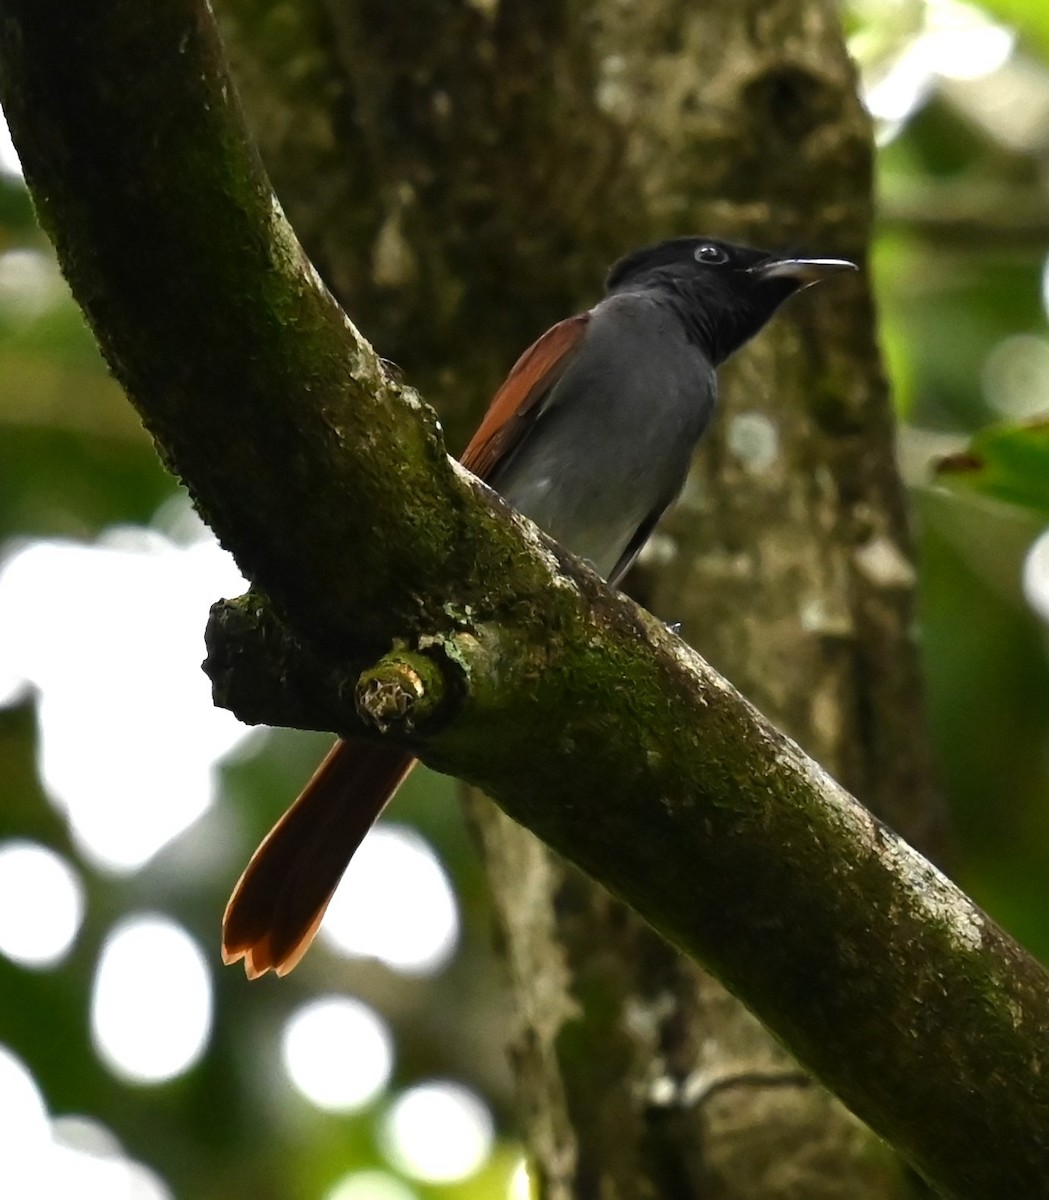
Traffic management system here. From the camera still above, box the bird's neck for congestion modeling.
[613,271,791,366]
[615,276,746,365]
[674,290,740,365]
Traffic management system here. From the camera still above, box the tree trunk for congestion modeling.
[216,2,943,1196]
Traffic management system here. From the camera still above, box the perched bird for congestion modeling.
[222,235,856,978]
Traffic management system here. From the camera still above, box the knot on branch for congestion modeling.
[204,590,472,739]
[204,591,362,733]
[355,651,448,734]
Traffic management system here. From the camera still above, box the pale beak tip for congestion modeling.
[752,256,859,285]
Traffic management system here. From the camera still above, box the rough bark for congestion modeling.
[213,2,946,1196]
[1,3,1034,1199]
[204,582,1042,1200]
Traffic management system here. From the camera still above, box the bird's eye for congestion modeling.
[694,243,729,265]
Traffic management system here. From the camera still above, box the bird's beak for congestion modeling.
[749,256,858,288]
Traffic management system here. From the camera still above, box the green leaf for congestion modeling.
[935,418,1049,513]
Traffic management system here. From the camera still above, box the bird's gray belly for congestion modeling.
[488,296,716,581]
[499,452,654,579]
[492,381,708,578]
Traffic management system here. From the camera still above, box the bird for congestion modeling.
[222,235,856,978]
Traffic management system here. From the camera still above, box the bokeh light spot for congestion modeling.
[51,1114,123,1158]
[508,1158,533,1200]
[282,996,393,1112]
[0,250,62,321]
[982,335,1049,419]
[0,1051,171,1197]
[320,824,458,975]
[91,915,212,1084]
[0,512,250,873]
[0,841,84,968]
[50,1116,173,1200]
[0,1043,50,1152]
[381,1081,494,1183]
[0,107,23,177]
[324,1170,418,1200]
[855,0,1014,130]
[1023,528,1049,628]
[924,0,1013,82]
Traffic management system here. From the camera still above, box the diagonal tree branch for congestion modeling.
[216,7,918,1191]
[2,3,1048,1197]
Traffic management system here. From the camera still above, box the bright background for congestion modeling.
[3,2,1049,1196]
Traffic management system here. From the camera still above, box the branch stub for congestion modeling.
[354,650,449,734]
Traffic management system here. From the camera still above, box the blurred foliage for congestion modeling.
[936,418,1049,511]
[1,1,1049,1197]
[979,0,1049,56]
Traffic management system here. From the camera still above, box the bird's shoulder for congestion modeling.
[581,289,716,386]
[460,311,590,479]
[587,288,711,361]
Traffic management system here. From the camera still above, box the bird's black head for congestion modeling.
[606,236,856,365]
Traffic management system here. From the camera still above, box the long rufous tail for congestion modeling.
[222,739,415,978]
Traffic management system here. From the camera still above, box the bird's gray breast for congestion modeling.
[489,292,716,580]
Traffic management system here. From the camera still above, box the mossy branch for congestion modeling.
[2,3,1049,1197]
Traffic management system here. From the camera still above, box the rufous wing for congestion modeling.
[461,312,590,480]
